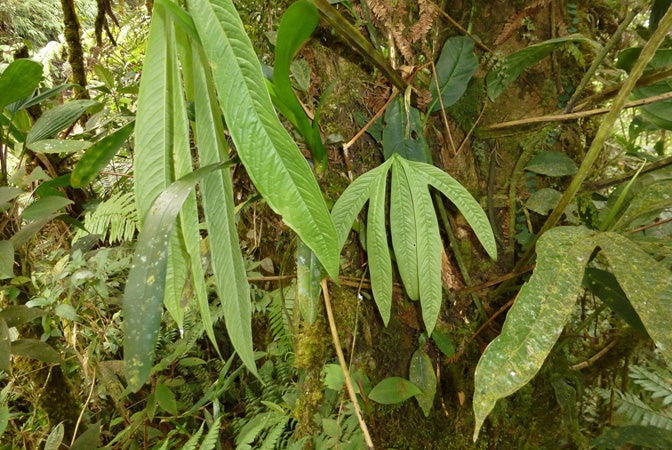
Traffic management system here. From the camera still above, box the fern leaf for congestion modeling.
[200,417,221,450]
[183,421,205,450]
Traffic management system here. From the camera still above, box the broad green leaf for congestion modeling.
[390,161,419,300]
[0,406,8,439]
[431,330,455,358]
[190,0,340,279]
[296,239,323,325]
[583,268,648,336]
[11,339,62,364]
[44,423,64,450]
[134,5,174,223]
[0,306,46,327]
[0,187,23,210]
[191,46,256,375]
[486,35,596,100]
[403,157,497,260]
[598,234,672,368]
[368,377,421,404]
[0,59,42,110]
[123,162,231,391]
[0,241,13,279]
[473,226,596,440]
[525,188,562,215]
[70,421,101,450]
[71,121,135,188]
[22,196,73,221]
[409,349,437,417]
[613,180,672,231]
[0,319,9,372]
[8,214,57,249]
[94,64,115,89]
[383,97,431,163]
[405,161,442,335]
[25,100,98,145]
[54,304,78,321]
[367,168,392,325]
[155,383,178,415]
[430,36,479,112]
[592,425,672,448]
[331,159,393,249]
[28,139,92,154]
[525,151,578,177]
[272,0,326,170]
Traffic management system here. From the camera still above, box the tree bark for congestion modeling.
[60,0,90,99]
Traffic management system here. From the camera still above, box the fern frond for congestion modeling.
[182,421,205,450]
[200,417,221,450]
[613,390,672,430]
[259,416,290,450]
[630,365,672,406]
[75,192,138,244]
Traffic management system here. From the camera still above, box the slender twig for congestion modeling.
[574,63,672,111]
[483,91,672,132]
[321,279,375,449]
[580,155,672,192]
[564,8,640,113]
[430,61,456,155]
[343,90,400,152]
[429,1,493,53]
[455,101,487,155]
[570,340,618,370]
[457,264,536,295]
[99,171,133,178]
[71,370,96,446]
[627,216,672,234]
[471,297,515,341]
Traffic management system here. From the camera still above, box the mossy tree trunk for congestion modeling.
[60,0,90,100]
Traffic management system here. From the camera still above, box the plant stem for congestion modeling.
[321,278,375,449]
[433,192,488,321]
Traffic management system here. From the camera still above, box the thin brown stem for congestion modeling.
[321,279,375,449]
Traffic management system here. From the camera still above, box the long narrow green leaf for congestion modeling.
[405,159,497,260]
[367,168,392,325]
[162,226,188,329]
[273,0,325,170]
[134,5,174,223]
[71,121,135,188]
[390,160,419,300]
[331,159,392,249]
[613,181,672,231]
[599,234,672,368]
[404,159,442,335]
[486,35,598,100]
[189,0,340,279]
[191,46,256,374]
[25,100,98,145]
[123,162,232,391]
[473,226,596,440]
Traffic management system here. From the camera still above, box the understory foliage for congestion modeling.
[1,0,672,448]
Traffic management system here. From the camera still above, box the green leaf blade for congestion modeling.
[190,0,340,279]
[473,226,596,440]
[0,59,43,110]
[390,161,419,300]
[430,36,478,111]
[71,121,135,188]
[367,169,392,325]
[26,100,98,145]
[410,349,437,417]
[368,377,421,404]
